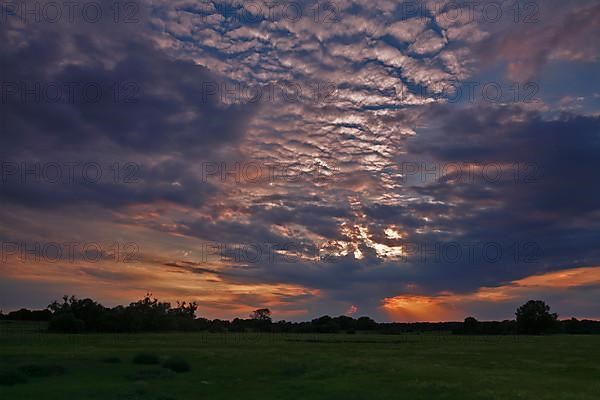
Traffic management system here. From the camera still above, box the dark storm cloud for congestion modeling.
[0,0,257,210]
[248,203,352,239]
[363,204,423,228]
[408,105,600,216]
[393,104,600,290]
[0,160,217,209]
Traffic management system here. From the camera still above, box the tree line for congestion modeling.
[1,296,599,335]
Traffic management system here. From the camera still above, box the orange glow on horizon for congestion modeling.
[381,295,462,322]
[382,266,600,322]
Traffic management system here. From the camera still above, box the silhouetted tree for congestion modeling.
[516,300,558,334]
[356,316,377,331]
[229,318,247,332]
[48,312,85,333]
[311,316,340,333]
[463,316,479,334]
[249,308,272,332]
[48,296,105,331]
[208,319,229,333]
[564,318,581,334]
[169,301,198,331]
[250,309,272,321]
[335,316,357,331]
[45,294,201,333]
[6,309,52,321]
[126,293,175,331]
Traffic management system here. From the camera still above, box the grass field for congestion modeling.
[1,323,599,399]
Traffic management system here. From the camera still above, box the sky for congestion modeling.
[1,0,599,322]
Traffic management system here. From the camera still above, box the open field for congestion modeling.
[1,324,599,400]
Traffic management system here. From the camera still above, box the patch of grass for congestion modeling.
[128,368,176,381]
[101,356,121,363]
[132,353,160,365]
[0,370,29,386]
[286,338,411,344]
[1,333,600,399]
[279,362,308,378]
[161,357,191,373]
[19,364,66,378]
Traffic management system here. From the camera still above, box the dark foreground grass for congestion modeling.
[1,326,599,399]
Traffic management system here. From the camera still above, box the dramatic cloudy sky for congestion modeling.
[1,0,599,321]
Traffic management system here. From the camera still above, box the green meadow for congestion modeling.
[1,323,599,400]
